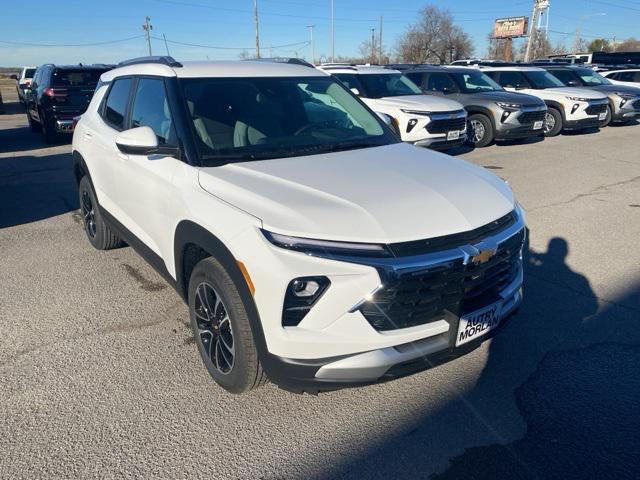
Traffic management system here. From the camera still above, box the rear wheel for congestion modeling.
[78,176,123,250]
[466,114,493,148]
[543,108,563,137]
[41,111,59,144]
[188,257,267,394]
[599,104,612,128]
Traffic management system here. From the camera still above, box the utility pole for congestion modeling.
[330,0,335,62]
[378,16,383,64]
[253,0,261,58]
[307,25,315,65]
[524,0,550,62]
[370,28,376,64]
[162,33,170,56]
[142,16,153,56]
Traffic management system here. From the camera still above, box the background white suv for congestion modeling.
[15,66,37,104]
[72,56,525,394]
[319,65,467,150]
[601,69,640,89]
[483,66,609,136]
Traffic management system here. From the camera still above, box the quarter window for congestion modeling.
[103,78,133,130]
[130,78,176,145]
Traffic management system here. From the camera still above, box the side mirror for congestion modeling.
[375,111,392,126]
[350,87,360,96]
[115,126,180,158]
[567,80,579,87]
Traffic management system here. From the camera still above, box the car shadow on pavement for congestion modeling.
[0,151,78,228]
[318,232,640,480]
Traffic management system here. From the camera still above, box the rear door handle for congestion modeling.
[83,132,92,140]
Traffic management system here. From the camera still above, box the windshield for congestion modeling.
[449,71,504,93]
[52,69,109,87]
[180,76,396,163]
[575,68,611,86]
[335,73,422,98]
[523,70,565,89]
[25,68,36,78]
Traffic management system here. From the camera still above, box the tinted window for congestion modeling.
[333,74,367,95]
[405,72,423,87]
[131,78,176,145]
[25,68,36,78]
[424,73,459,93]
[355,73,422,98]
[449,72,503,93]
[618,71,637,82]
[547,69,582,86]
[52,69,107,87]
[575,68,611,86]
[497,71,530,89]
[103,78,133,129]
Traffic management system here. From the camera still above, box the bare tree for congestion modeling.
[615,37,640,51]
[238,49,257,60]
[396,5,474,64]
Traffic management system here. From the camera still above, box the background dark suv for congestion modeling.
[26,64,112,143]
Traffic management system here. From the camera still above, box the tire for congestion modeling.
[78,176,123,250]
[543,107,563,137]
[27,110,41,133]
[466,114,494,148]
[41,111,59,144]
[188,257,267,394]
[599,104,612,128]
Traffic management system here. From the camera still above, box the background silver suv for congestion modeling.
[399,66,547,147]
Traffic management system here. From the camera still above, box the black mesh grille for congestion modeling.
[426,113,467,134]
[517,110,546,125]
[585,104,607,115]
[389,211,517,257]
[360,229,524,331]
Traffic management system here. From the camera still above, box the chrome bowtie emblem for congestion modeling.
[471,248,497,265]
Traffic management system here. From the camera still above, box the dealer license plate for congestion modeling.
[533,120,543,130]
[447,130,460,141]
[598,112,607,121]
[456,301,502,347]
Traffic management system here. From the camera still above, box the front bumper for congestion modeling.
[242,206,526,393]
[494,105,546,141]
[612,98,640,120]
[414,131,467,150]
[564,117,601,130]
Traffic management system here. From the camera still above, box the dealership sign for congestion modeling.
[493,17,528,38]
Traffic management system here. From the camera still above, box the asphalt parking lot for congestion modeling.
[1,86,639,479]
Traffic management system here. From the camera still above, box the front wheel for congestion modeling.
[466,114,494,148]
[188,257,267,394]
[599,105,612,128]
[543,108,563,137]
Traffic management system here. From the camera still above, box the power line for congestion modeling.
[152,36,309,51]
[0,35,145,47]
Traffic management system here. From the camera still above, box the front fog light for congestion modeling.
[571,104,580,114]
[282,276,330,326]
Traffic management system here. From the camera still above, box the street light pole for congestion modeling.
[254,0,261,58]
[142,16,153,56]
[308,25,315,65]
[330,0,335,62]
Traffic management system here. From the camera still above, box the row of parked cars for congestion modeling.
[10,60,640,149]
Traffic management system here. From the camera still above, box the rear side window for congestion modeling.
[130,78,176,145]
[52,69,107,87]
[24,68,36,79]
[103,78,133,130]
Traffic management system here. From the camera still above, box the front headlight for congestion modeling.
[495,102,522,110]
[261,230,392,257]
[400,109,431,116]
[565,96,590,102]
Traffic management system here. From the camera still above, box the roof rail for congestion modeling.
[117,56,183,68]
[249,57,315,68]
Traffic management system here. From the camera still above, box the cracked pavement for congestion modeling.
[1,87,639,479]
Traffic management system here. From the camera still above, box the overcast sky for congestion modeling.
[1,0,638,66]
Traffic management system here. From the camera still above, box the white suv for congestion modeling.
[319,65,467,150]
[483,66,609,136]
[15,66,37,104]
[601,69,640,89]
[72,57,525,394]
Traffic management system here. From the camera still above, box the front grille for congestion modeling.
[633,100,640,110]
[360,229,524,331]
[585,104,607,115]
[389,211,516,257]
[426,112,466,134]
[517,110,546,125]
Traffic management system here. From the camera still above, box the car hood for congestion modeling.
[590,84,640,96]
[197,143,515,244]
[460,90,545,106]
[544,87,607,99]
[365,94,464,112]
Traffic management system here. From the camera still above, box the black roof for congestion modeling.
[117,56,182,68]
[39,63,115,70]
[392,64,487,74]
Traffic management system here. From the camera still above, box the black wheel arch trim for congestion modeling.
[544,100,566,122]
